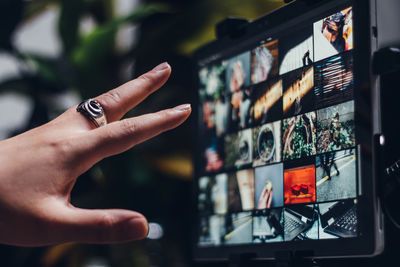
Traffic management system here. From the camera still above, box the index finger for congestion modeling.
[96,62,172,122]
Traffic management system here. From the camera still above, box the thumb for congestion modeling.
[60,207,148,244]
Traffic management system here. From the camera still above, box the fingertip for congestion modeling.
[173,103,191,112]
[127,217,149,240]
[152,62,171,72]
[169,104,191,126]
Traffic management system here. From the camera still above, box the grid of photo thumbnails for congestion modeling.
[197,8,359,246]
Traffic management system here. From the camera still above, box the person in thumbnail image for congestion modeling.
[202,101,215,130]
[319,152,339,180]
[321,8,353,52]
[317,101,355,153]
[230,90,242,130]
[228,61,246,129]
[314,7,353,61]
[229,61,246,93]
[316,149,357,202]
[227,53,251,130]
[204,138,224,173]
[278,27,313,75]
[254,164,284,209]
[302,50,313,66]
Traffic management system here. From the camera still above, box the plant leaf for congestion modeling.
[58,0,85,55]
[72,3,167,70]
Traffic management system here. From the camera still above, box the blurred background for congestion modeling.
[0,0,285,266]
[1,0,399,266]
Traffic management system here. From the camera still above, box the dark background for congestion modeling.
[0,0,399,266]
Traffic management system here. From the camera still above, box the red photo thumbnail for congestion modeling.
[284,165,316,204]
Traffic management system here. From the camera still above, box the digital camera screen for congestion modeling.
[196,6,358,247]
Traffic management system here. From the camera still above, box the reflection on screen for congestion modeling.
[197,7,357,247]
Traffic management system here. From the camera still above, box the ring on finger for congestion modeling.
[76,99,107,127]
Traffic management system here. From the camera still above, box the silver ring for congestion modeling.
[76,99,107,127]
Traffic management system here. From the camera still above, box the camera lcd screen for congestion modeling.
[195,4,363,252]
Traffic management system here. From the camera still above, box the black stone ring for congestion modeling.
[76,99,107,127]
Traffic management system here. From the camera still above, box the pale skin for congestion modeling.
[0,62,191,246]
[257,186,273,210]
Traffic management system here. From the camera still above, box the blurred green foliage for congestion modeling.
[0,0,284,266]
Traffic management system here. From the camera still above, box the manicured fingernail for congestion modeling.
[152,62,170,72]
[175,104,191,112]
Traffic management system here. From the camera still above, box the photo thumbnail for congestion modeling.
[234,87,254,130]
[198,176,214,214]
[279,27,313,75]
[202,137,224,173]
[225,129,253,169]
[284,161,316,205]
[228,169,255,212]
[198,62,227,102]
[198,174,228,215]
[316,100,355,154]
[224,133,238,169]
[314,53,354,109]
[253,121,282,167]
[198,215,226,246]
[284,204,318,241]
[282,112,317,160]
[251,39,279,84]
[253,208,284,243]
[201,101,215,132]
[226,52,251,94]
[214,95,230,136]
[314,7,353,62]
[224,212,253,245]
[318,199,358,239]
[253,79,283,125]
[316,149,357,202]
[254,163,284,209]
[282,66,314,117]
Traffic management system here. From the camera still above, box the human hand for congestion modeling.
[257,185,273,210]
[0,62,191,246]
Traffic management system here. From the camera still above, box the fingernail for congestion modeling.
[152,62,170,72]
[175,103,191,112]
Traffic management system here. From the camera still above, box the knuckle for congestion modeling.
[120,119,139,136]
[102,89,123,111]
[137,74,154,92]
[49,137,74,159]
[95,212,115,242]
[138,73,151,83]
